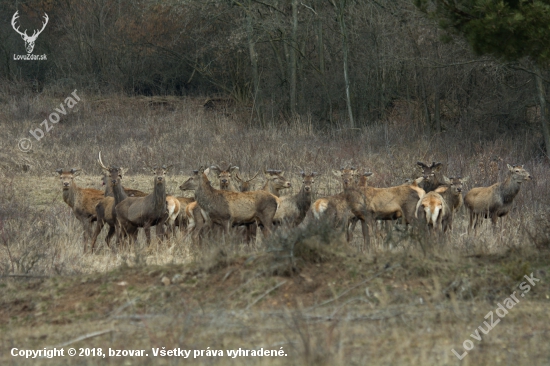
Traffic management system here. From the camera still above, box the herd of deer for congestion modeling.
[56,153,533,253]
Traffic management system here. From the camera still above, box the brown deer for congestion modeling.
[417,161,444,193]
[235,171,261,192]
[356,173,425,231]
[415,190,448,232]
[56,168,105,252]
[262,170,291,196]
[91,168,121,253]
[210,164,240,191]
[437,176,467,232]
[115,165,170,246]
[465,164,532,234]
[273,172,317,227]
[179,168,278,238]
[306,168,370,246]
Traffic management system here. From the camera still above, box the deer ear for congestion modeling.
[364,172,373,177]
[507,164,513,171]
[55,168,63,174]
[204,167,210,176]
[461,176,469,183]
[416,162,425,168]
[433,163,442,171]
[210,165,221,174]
[312,172,318,176]
[301,171,305,177]
[230,166,239,173]
[442,175,451,184]
[332,170,342,177]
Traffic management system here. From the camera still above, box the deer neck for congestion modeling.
[112,182,128,205]
[104,181,114,197]
[63,181,78,208]
[262,181,281,196]
[152,179,166,214]
[296,186,312,212]
[500,174,522,204]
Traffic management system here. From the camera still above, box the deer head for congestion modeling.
[11,11,49,54]
[332,167,358,189]
[507,164,532,182]
[56,168,81,190]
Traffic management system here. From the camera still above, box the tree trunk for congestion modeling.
[534,63,550,156]
[335,0,354,128]
[245,0,261,122]
[289,0,298,115]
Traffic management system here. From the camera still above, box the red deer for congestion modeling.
[115,165,170,246]
[210,164,240,191]
[273,172,316,227]
[417,161,443,193]
[438,176,467,232]
[91,168,120,253]
[56,168,104,252]
[358,174,425,225]
[234,171,260,192]
[262,170,291,196]
[415,190,448,231]
[179,168,278,238]
[306,168,370,246]
[465,164,532,234]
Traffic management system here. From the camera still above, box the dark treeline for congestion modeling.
[0,0,547,140]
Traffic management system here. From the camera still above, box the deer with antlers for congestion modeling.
[11,11,48,54]
[417,161,444,193]
[115,165,171,246]
[56,168,105,252]
[179,167,278,239]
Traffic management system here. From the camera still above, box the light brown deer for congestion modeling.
[417,161,444,193]
[438,176,467,232]
[179,167,279,238]
[465,164,532,234]
[210,164,240,191]
[306,168,370,246]
[115,165,170,246]
[56,168,105,252]
[273,172,317,227]
[91,167,121,253]
[262,170,291,196]
[415,190,448,231]
[358,174,425,226]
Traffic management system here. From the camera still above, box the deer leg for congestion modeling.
[105,225,115,249]
[144,224,152,246]
[90,219,105,254]
[360,218,370,251]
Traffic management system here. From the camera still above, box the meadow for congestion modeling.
[1,88,549,365]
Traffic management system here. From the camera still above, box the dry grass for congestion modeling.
[1,93,550,365]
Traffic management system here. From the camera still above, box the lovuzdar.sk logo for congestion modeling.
[11,11,48,61]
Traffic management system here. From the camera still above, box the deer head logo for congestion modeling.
[11,11,49,54]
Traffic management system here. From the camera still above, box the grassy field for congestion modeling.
[1,92,550,365]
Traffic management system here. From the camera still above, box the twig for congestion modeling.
[246,281,287,310]
[306,265,399,311]
[46,329,114,349]
[0,274,50,279]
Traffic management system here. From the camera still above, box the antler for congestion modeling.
[97,151,109,171]
[11,11,27,38]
